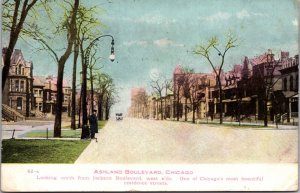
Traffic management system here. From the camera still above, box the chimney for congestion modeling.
[2,47,7,55]
[281,51,289,60]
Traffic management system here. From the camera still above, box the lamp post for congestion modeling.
[81,35,115,139]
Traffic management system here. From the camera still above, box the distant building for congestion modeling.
[33,75,72,114]
[128,87,148,118]
[278,53,298,121]
[128,50,298,124]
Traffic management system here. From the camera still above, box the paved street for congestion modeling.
[75,118,298,164]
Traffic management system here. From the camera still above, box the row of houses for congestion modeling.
[2,48,72,118]
[2,48,112,121]
[128,50,298,123]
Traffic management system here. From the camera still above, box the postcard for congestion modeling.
[1,0,299,192]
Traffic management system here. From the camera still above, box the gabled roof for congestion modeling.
[249,53,269,66]
[5,48,33,68]
[174,64,183,74]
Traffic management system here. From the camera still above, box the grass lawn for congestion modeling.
[26,121,108,138]
[1,139,90,163]
[25,129,82,138]
[98,120,107,128]
[62,120,108,129]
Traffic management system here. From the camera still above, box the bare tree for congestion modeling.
[188,76,208,123]
[181,67,194,121]
[134,89,149,118]
[173,72,185,121]
[75,5,102,138]
[94,72,117,120]
[194,33,238,124]
[150,73,165,120]
[163,77,172,119]
[87,50,102,115]
[103,81,118,120]
[251,50,281,127]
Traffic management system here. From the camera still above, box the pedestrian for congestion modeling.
[89,109,98,140]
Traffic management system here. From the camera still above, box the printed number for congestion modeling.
[27,169,39,173]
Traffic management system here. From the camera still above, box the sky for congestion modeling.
[3,0,299,115]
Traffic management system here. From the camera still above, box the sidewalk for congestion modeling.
[166,118,298,129]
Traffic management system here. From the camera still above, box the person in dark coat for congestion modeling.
[88,110,98,139]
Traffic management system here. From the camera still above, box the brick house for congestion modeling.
[33,75,72,114]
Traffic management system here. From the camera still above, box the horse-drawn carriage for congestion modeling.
[116,113,123,121]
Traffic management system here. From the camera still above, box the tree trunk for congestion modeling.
[164,88,167,119]
[176,101,180,121]
[80,60,89,139]
[53,0,79,137]
[71,41,79,130]
[97,94,103,120]
[192,105,196,123]
[184,98,187,121]
[54,63,64,137]
[217,76,223,124]
[2,0,39,91]
[264,91,268,127]
[160,98,163,120]
[78,86,82,128]
[2,39,18,90]
[176,87,181,121]
[156,100,159,120]
[105,96,110,120]
[90,67,94,112]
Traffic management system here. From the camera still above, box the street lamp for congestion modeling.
[81,35,115,139]
[85,35,115,65]
[109,39,115,62]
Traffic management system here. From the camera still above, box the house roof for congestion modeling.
[33,76,47,87]
[249,53,269,66]
[9,49,32,68]
[174,64,183,74]
[33,75,71,91]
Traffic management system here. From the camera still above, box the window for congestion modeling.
[9,79,12,91]
[283,78,287,91]
[22,68,24,75]
[39,90,43,97]
[20,80,24,92]
[18,65,22,75]
[290,76,294,91]
[15,80,19,91]
[39,103,43,111]
[296,75,299,91]
[17,97,22,110]
[34,90,38,97]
